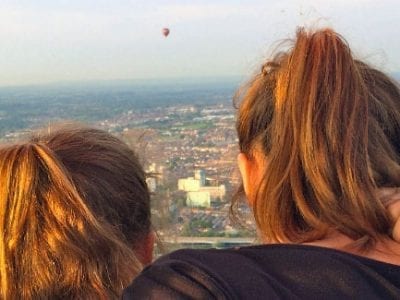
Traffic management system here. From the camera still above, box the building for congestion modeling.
[178,170,226,208]
[186,191,211,208]
[199,185,225,200]
[145,163,165,192]
[178,177,201,191]
[194,169,206,186]
[146,177,157,193]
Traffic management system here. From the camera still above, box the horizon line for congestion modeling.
[1,71,399,90]
[0,75,246,90]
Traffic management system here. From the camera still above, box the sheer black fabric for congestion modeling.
[123,244,400,299]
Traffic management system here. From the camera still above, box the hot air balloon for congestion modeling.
[162,28,170,37]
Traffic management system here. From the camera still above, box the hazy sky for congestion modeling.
[0,0,399,86]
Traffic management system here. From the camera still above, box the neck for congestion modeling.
[303,231,400,265]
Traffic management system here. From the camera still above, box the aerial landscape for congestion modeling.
[2,73,400,251]
[0,78,256,249]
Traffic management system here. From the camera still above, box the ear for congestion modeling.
[135,231,155,266]
[386,199,400,242]
[238,153,253,205]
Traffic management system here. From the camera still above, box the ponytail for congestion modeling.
[236,28,400,246]
[0,142,141,299]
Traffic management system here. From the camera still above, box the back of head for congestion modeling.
[0,126,151,299]
[235,28,400,246]
[35,127,151,248]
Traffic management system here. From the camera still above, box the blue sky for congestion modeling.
[0,0,399,86]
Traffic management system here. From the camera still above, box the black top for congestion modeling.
[123,244,400,299]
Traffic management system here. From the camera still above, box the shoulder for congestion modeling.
[122,246,281,299]
[122,248,236,299]
[122,245,301,299]
[123,245,400,299]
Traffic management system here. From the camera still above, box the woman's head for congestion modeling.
[235,28,400,246]
[0,126,152,299]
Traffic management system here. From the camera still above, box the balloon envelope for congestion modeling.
[162,28,170,37]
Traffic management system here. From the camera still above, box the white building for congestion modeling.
[145,163,165,191]
[146,177,157,193]
[178,170,226,207]
[186,191,211,208]
[178,177,201,192]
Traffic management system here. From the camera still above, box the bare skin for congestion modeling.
[305,231,400,266]
[380,189,400,242]
[134,231,155,266]
[307,193,400,265]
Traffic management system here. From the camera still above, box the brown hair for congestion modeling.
[235,28,400,247]
[0,126,151,299]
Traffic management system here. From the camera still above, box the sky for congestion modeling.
[0,0,399,86]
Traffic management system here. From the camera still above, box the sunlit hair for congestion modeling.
[0,126,151,299]
[234,28,400,247]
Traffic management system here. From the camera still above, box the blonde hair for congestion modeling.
[235,28,400,247]
[0,127,150,299]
